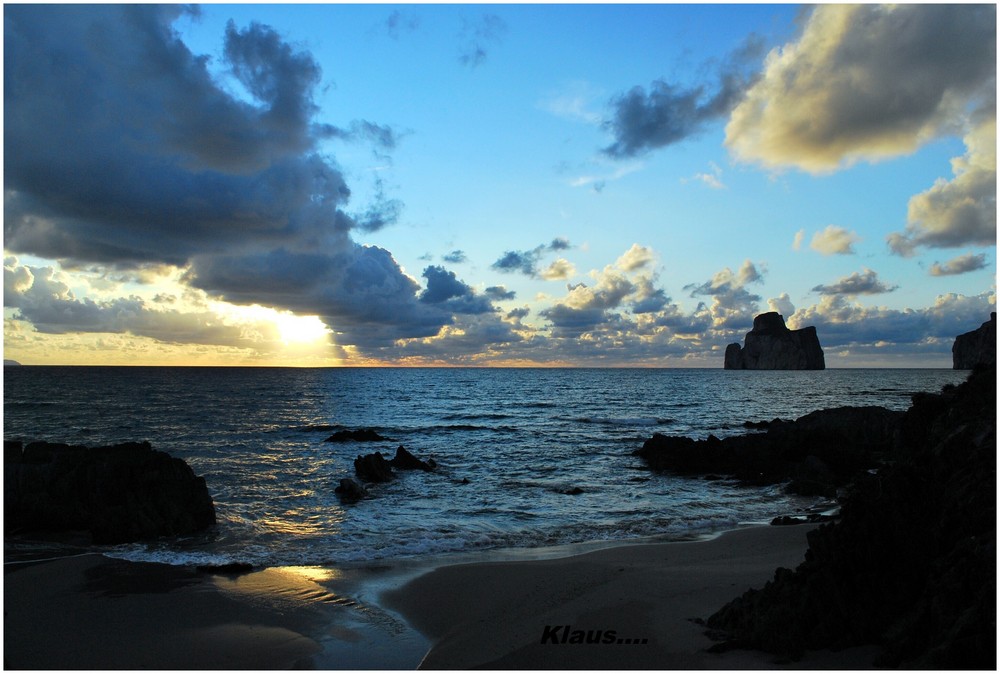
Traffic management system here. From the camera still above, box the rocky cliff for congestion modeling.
[953,312,996,369]
[724,312,825,370]
[705,366,996,668]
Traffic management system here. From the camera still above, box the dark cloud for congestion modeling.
[929,253,989,277]
[443,250,468,264]
[811,268,899,296]
[419,265,495,315]
[490,239,573,278]
[459,13,507,68]
[603,36,765,158]
[485,285,516,301]
[2,5,462,354]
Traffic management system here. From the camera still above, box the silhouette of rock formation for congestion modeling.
[724,312,825,370]
[706,366,996,668]
[4,440,216,544]
[953,312,996,369]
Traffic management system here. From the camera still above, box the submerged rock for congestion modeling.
[325,428,388,443]
[952,312,996,369]
[4,440,216,544]
[334,477,368,503]
[724,312,825,370]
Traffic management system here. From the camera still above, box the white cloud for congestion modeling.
[810,225,861,256]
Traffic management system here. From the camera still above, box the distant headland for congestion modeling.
[4,360,22,367]
[724,312,825,370]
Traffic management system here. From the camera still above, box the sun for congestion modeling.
[275,313,330,345]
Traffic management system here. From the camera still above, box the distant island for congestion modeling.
[4,360,22,367]
[724,312,825,370]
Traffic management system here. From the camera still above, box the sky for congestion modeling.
[3,3,996,367]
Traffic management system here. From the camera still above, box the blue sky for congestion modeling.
[4,4,996,366]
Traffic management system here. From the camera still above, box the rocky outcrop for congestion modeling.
[705,366,996,668]
[335,478,368,503]
[953,313,996,369]
[4,440,216,544]
[353,446,436,484]
[635,406,901,497]
[724,312,825,370]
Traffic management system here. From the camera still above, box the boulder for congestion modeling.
[724,312,825,370]
[4,441,216,544]
[952,313,996,369]
[353,452,395,483]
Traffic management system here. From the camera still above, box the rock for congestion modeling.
[196,562,254,575]
[635,406,901,497]
[353,452,395,483]
[724,312,825,370]
[706,366,996,668]
[952,313,996,369]
[558,486,585,495]
[388,445,434,471]
[4,441,216,544]
[334,478,368,503]
[325,428,388,443]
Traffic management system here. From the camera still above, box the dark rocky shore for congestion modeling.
[4,440,215,544]
[703,366,996,668]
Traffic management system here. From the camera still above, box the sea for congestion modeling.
[3,366,968,570]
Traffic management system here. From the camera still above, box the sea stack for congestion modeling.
[952,312,996,369]
[724,312,825,370]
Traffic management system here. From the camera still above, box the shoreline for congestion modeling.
[5,524,881,670]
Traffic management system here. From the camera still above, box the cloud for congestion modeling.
[792,229,805,251]
[540,259,576,281]
[485,286,516,301]
[888,116,997,255]
[2,5,464,355]
[4,259,284,350]
[442,250,468,264]
[458,13,507,68]
[811,268,898,296]
[615,243,655,272]
[929,253,989,277]
[380,10,420,40]
[792,291,995,350]
[726,5,996,173]
[810,225,861,256]
[491,239,573,278]
[768,293,796,318]
[685,260,765,329]
[419,266,496,315]
[683,162,726,190]
[603,36,765,158]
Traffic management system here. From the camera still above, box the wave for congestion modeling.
[440,412,515,422]
[575,416,673,427]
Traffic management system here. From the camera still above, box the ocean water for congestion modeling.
[3,366,967,568]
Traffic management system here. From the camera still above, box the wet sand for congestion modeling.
[3,553,428,670]
[381,525,882,669]
[5,526,881,670]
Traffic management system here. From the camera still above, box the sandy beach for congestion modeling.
[382,525,881,669]
[4,525,882,670]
